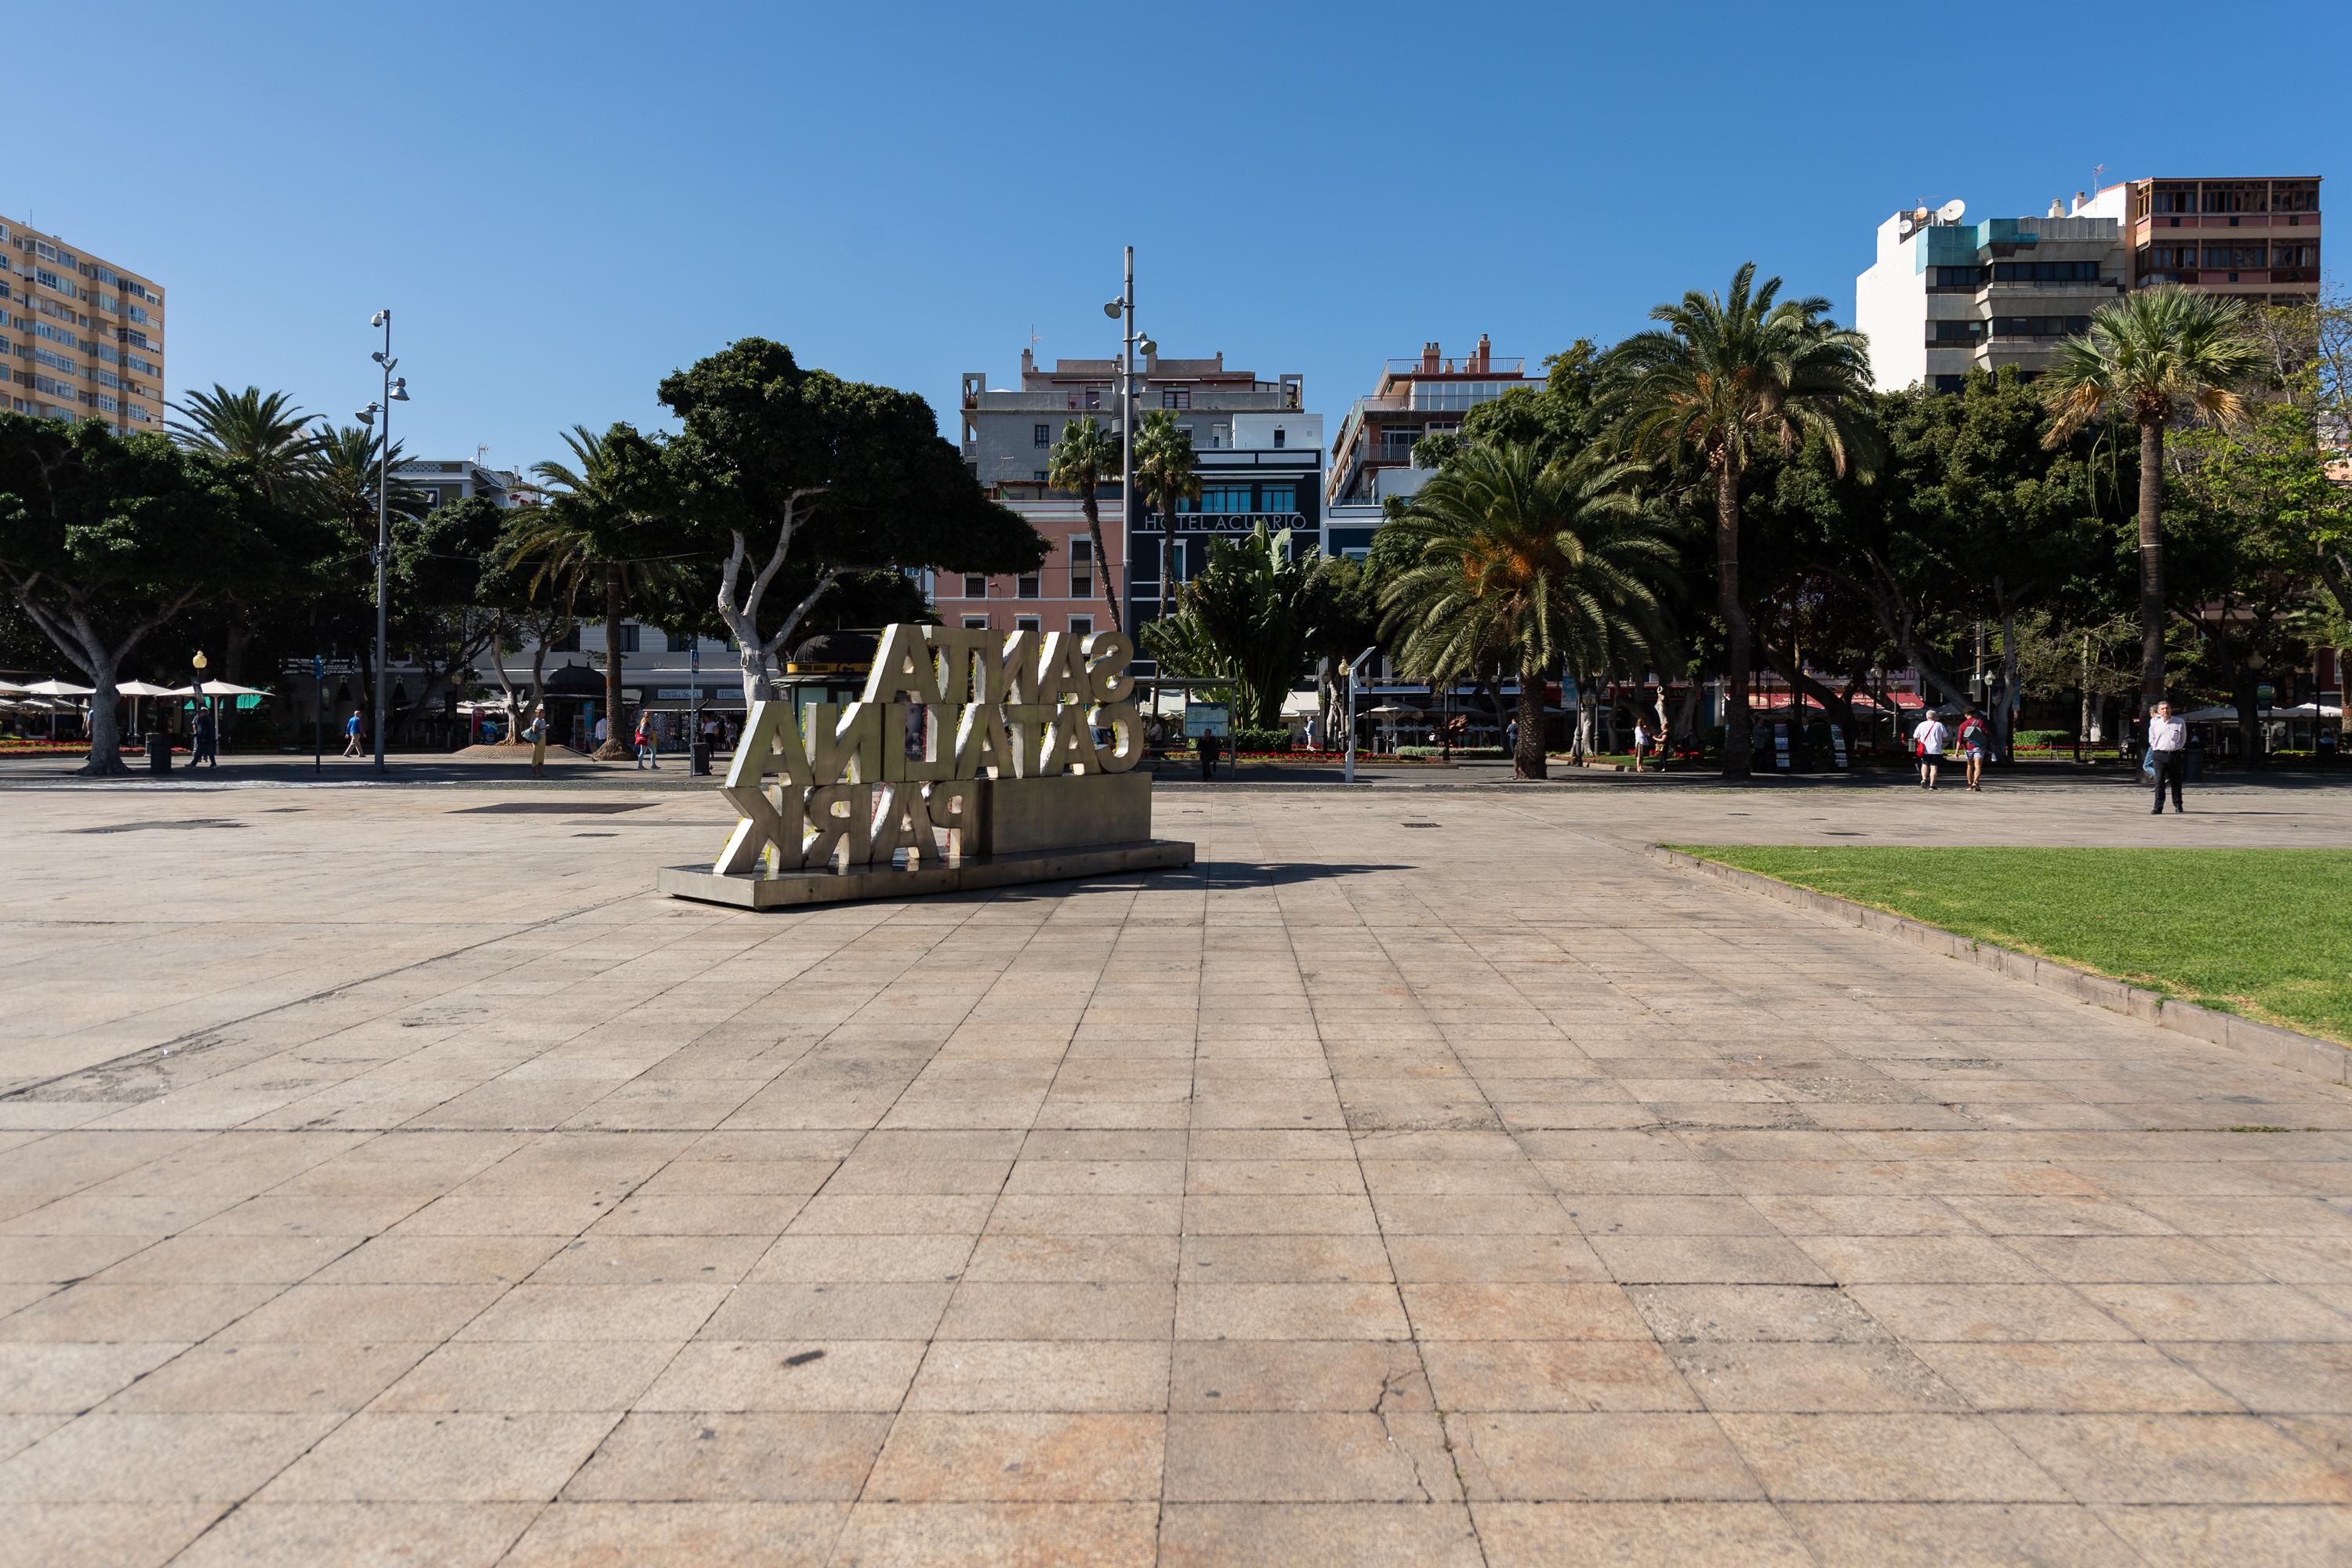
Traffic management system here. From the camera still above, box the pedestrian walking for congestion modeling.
[1197,729,1221,781]
[593,715,609,751]
[1957,706,1991,791]
[1630,717,1649,773]
[633,713,659,770]
[523,706,549,779]
[1507,717,1520,756]
[340,709,364,758]
[2147,699,2188,814]
[1912,711,1950,789]
[191,706,218,768]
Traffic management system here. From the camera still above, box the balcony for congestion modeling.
[1381,355,1526,376]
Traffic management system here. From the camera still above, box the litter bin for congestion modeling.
[692,741,713,777]
[146,732,172,774]
[2186,737,2205,782]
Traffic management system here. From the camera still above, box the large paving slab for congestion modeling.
[0,771,2348,1565]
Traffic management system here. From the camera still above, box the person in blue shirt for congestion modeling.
[340,709,363,758]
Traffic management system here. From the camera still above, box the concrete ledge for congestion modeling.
[1650,845,2351,1087]
[659,839,1196,910]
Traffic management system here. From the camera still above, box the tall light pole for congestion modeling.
[357,310,408,774]
[1105,250,1137,633]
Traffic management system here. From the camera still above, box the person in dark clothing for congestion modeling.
[191,706,218,768]
[1197,730,1221,780]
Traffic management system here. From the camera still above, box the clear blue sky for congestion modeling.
[13,0,2341,474]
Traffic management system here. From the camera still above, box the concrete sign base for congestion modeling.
[659,838,1195,910]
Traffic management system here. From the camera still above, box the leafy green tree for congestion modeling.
[1300,554,1382,741]
[1134,410,1200,627]
[511,424,672,757]
[1374,443,1679,779]
[1142,524,1321,731]
[1603,263,1874,776]
[652,339,1044,702]
[1047,417,1121,631]
[2042,285,2265,708]
[0,415,339,774]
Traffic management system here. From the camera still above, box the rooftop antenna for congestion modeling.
[1029,324,1041,355]
[2092,162,2106,190]
[475,444,489,467]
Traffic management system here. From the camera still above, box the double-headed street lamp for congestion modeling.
[355,309,408,774]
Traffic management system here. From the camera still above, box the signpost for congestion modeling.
[313,655,325,772]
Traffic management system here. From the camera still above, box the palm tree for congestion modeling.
[1375,443,1678,779]
[1134,410,1200,626]
[1603,263,1873,777]
[2042,285,2264,710]
[167,385,321,503]
[514,424,664,760]
[1046,417,1120,631]
[308,423,423,543]
[1145,524,1320,731]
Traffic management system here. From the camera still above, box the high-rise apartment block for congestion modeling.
[1326,336,1530,508]
[0,217,165,431]
[1857,176,2323,394]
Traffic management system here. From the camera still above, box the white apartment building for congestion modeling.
[1856,198,2123,394]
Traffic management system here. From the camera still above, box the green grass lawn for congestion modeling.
[1668,846,2352,1044]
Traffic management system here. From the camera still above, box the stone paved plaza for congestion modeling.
[2,771,2350,1565]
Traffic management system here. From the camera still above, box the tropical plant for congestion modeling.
[1134,410,1199,625]
[2042,285,2267,707]
[1374,442,1679,779]
[514,423,670,757]
[1047,416,1120,631]
[166,385,321,503]
[1143,524,1321,731]
[307,423,423,543]
[1603,263,1874,776]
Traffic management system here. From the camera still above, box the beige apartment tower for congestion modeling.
[0,216,165,432]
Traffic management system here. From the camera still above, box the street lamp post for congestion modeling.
[358,310,409,775]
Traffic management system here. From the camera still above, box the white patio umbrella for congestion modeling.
[112,680,180,738]
[0,679,27,696]
[21,679,93,697]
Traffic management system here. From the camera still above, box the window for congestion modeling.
[1932,375,1967,394]
[31,347,76,373]
[961,574,987,598]
[2274,180,2320,213]
[1191,485,1254,514]
[1272,426,1286,448]
[1990,316,2091,339]
[1259,481,1296,513]
[1160,388,1190,409]
[93,393,116,414]
[618,623,641,654]
[2202,180,2267,214]
[91,367,119,389]
[1069,538,1093,597]
[1033,470,1047,483]
[1069,615,1094,639]
[1990,260,2100,282]
[1932,320,1985,341]
[2147,245,2198,271]
[962,615,989,630]
[1407,380,1505,412]
[1033,423,1051,447]
[1017,573,1040,599]
[1929,266,1980,289]
[2274,245,2317,268]
[127,304,147,325]
[1015,616,1041,634]
[2150,183,2198,215]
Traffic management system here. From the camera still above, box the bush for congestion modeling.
[2014,728,2074,748]
[1396,745,1504,759]
[1228,727,1292,753]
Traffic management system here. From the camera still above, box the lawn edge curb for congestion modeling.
[1647,845,2352,1087]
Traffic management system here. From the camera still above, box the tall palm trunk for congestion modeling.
[1515,657,1548,779]
[597,564,629,759]
[1081,487,1120,632]
[2136,416,2167,712]
[1716,466,1752,779]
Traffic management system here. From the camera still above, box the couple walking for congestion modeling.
[1911,707,1991,791]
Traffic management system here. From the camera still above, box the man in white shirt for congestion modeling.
[1912,713,1951,790]
[2147,700,2189,814]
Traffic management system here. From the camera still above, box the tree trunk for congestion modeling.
[2232,659,2263,769]
[1998,607,2022,757]
[1515,657,1547,779]
[1716,466,1752,778]
[597,564,629,759]
[79,657,128,777]
[2137,416,2167,713]
[1082,489,1120,632]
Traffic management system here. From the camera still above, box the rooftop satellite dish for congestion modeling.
[1939,199,1966,223]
